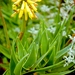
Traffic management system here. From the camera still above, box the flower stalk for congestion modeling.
[19,16,26,40]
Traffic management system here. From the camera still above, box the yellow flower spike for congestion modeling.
[19,1,24,19]
[12,0,41,20]
[14,0,22,5]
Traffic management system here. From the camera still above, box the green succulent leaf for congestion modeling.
[14,54,28,75]
[24,42,37,69]
[48,46,55,65]
[10,41,18,75]
[55,44,71,60]
[40,70,74,75]
[41,30,48,55]
[17,39,26,59]
[10,56,16,75]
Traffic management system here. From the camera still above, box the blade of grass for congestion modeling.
[24,42,37,69]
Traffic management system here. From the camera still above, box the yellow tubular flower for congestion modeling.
[30,4,37,12]
[19,9,23,19]
[25,2,34,19]
[19,1,24,19]
[31,10,37,18]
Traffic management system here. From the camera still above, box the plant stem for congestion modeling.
[22,16,26,32]
[19,16,26,40]
[0,9,10,50]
